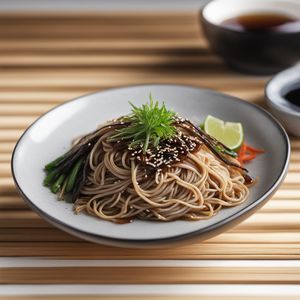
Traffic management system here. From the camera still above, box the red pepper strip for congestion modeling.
[237,143,264,165]
[241,153,257,162]
[237,144,246,164]
[244,144,265,153]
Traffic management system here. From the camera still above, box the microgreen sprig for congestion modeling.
[109,95,177,152]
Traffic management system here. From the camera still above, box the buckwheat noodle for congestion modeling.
[74,122,249,223]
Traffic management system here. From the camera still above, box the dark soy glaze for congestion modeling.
[284,87,300,108]
[221,13,299,33]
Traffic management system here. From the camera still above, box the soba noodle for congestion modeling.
[44,99,252,224]
[74,123,249,223]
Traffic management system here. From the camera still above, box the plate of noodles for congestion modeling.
[12,84,290,248]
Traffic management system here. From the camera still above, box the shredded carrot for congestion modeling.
[241,153,256,162]
[244,144,265,153]
[237,143,264,165]
[237,144,246,164]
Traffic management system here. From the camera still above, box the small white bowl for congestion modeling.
[265,65,300,138]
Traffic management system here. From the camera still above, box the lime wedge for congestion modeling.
[203,115,243,151]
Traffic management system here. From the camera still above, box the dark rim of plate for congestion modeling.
[11,83,290,246]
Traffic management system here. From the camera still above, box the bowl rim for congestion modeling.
[200,0,300,35]
[11,83,291,245]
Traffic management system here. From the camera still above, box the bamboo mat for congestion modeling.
[0,11,300,292]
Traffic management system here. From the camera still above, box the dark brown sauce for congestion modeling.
[111,119,250,180]
[284,87,300,107]
[244,174,254,186]
[221,13,299,33]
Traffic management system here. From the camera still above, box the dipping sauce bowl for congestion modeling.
[201,0,300,74]
[265,65,300,137]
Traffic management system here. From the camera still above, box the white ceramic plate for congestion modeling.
[12,84,290,248]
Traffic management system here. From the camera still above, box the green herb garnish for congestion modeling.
[109,95,177,152]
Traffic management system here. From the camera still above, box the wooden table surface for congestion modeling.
[0,11,300,299]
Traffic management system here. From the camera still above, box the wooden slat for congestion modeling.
[1,228,300,243]
[0,196,27,210]
[0,25,199,36]
[1,142,17,153]
[1,297,300,300]
[0,130,23,141]
[0,14,198,25]
[0,68,243,78]
[291,140,300,148]
[0,54,222,67]
[0,32,200,40]
[0,104,54,115]
[0,91,82,103]
[0,163,11,176]
[0,39,205,51]
[0,14,200,40]
[0,211,300,232]
[291,152,300,162]
[0,11,199,21]
[0,292,295,300]
[288,163,300,172]
[1,266,300,284]
[0,80,261,92]
[273,189,300,199]
[0,116,36,128]
[1,241,300,259]
[0,211,50,228]
[0,155,11,164]
[262,200,300,212]
[0,76,265,87]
